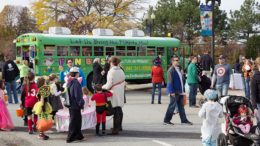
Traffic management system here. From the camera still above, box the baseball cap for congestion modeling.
[204,89,217,100]
[70,67,79,73]
[219,55,226,59]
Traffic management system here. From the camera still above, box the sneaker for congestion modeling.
[33,125,37,132]
[38,134,48,140]
[181,121,193,125]
[102,133,107,137]
[173,112,179,116]
[151,101,154,104]
[163,122,174,125]
[80,137,87,141]
[29,130,33,134]
[158,101,161,104]
[45,130,53,134]
[42,134,49,139]
[2,128,10,131]
[95,134,102,137]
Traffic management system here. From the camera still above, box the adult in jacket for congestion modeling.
[251,57,260,131]
[2,55,20,104]
[102,56,110,85]
[93,58,103,85]
[240,56,252,99]
[164,56,193,125]
[16,60,29,92]
[200,51,214,78]
[59,59,86,87]
[187,56,201,108]
[151,56,164,104]
[103,57,125,135]
[234,59,240,73]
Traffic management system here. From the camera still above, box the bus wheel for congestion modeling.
[87,74,95,94]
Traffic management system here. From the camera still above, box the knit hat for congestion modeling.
[204,89,217,100]
[152,56,162,66]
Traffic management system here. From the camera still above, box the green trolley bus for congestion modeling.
[15,27,187,93]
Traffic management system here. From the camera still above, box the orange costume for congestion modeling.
[242,64,253,80]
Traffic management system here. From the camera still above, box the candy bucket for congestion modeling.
[16,109,24,117]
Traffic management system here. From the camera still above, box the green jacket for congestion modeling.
[18,65,29,78]
[187,62,200,83]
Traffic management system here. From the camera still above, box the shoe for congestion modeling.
[80,137,87,141]
[43,134,49,139]
[173,112,179,116]
[190,105,199,108]
[45,130,53,134]
[33,125,37,132]
[29,130,33,134]
[107,117,120,135]
[102,133,106,137]
[158,101,161,104]
[1,128,10,131]
[39,134,48,140]
[163,122,174,125]
[181,121,193,125]
[151,101,154,104]
[95,134,102,137]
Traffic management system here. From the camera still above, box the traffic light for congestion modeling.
[168,33,174,38]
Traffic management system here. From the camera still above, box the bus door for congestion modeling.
[29,45,36,68]
[21,45,30,62]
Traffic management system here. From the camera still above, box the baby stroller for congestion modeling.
[217,96,260,146]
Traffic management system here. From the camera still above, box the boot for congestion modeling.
[107,117,120,135]
[24,116,28,126]
[119,114,123,131]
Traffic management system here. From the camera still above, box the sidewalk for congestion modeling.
[126,83,245,100]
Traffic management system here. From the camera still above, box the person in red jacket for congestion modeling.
[151,56,164,104]
[91,84,113,137]
[20,72,38,134]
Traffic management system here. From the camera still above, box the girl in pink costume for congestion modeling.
[233,104,252,134]
[0,79,14,131]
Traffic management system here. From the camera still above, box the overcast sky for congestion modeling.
[0,0,245,18]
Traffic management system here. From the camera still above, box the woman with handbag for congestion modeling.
[102,57,125,135]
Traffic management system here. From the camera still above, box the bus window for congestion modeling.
[157,47,165,56]
[57,46,68,56]
[147,46,155,56]
[70,46,80,56]
[44,45,55,56]
[137,47,146,56]
[127,46,136,56]
[82,46,92,56]
[116,46,125,56]
[105,47,114,56]
[17,46,21,57]
[94,46,103,56]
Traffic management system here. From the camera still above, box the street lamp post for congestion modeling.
[206,0,221,64]
[191,43,194,56]
[144,13,155,37]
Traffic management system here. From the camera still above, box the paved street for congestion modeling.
[0,85,243,146]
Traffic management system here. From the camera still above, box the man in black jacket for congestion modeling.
[200,51,214,78]
[2,55,20,104]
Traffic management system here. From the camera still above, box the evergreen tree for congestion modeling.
[246,35,260,59]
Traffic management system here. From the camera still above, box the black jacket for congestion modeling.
[102,63,110,84]
[198,75,211,95]
[2,60,20,82]
[251,69,260,110]
[68,78,84,109]
[93,63,103,84]
[200,54,214,71]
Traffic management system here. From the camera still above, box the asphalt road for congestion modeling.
[0,89,223,146]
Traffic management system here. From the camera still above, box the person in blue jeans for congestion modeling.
[1,55,20,104]
[163,56,193,125]
[241,56,252,99]
[211,55,234,98]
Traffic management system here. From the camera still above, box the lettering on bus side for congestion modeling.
[69,39,149,46]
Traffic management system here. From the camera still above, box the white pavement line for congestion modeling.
[152,140,174,146]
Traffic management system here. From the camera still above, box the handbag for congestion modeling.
[103,89,114,116]
[60,87,71,108]
[37,113,53,132]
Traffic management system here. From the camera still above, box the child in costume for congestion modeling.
[20,75,28,126]
[20,73,38,134]
[233,104,252,134]
[198,89,224,146]
[91,84,113,137]
[33,78,52,140]
[0,79,14,131]
[66,67,86,143]
[82,87,89,109]
[47,74,63,132]
[62,74,82,89]
[242,59,253,80]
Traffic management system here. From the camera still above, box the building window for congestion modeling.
[127,46,136,56]
[116,46,125,56]
[94,46,103,56]
[57,46,68,56]
[157,47,165,56]
[105,47,114,56]
[17,46,21,57]
[82,46,92,56]
[137,47,146,56]
[44,45,55,56]
[147,46,155,56]
[70,46,80,56]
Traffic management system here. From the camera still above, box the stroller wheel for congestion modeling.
[198,99,205,106]
[217,133,227,146]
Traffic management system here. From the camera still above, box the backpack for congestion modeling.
[60,87,71,108]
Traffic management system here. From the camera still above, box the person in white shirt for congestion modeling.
[198,89,224,146]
